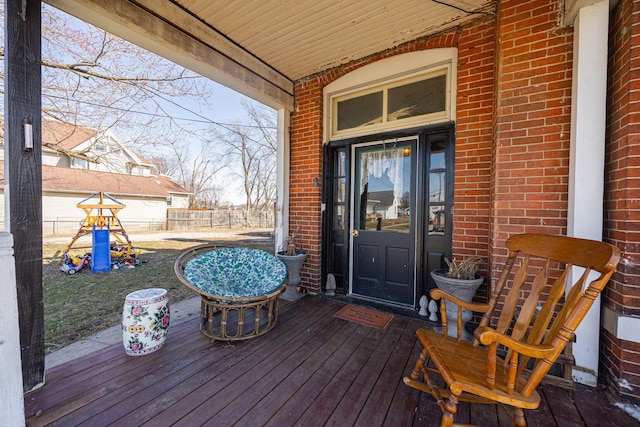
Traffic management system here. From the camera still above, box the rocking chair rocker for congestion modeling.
[404,233,620,427]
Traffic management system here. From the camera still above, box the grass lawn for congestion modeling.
[42,229,275,354]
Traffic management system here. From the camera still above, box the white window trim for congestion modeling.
[323,49,458,142]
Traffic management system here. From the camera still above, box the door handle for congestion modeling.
[351,230,359,237]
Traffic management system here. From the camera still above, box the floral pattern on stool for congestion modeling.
[122,288,170,356]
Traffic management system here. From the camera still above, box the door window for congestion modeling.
[428,139,447,235]
[356,145,412,233]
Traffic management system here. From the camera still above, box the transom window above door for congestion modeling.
[324,49,457,141]
[335,71,447,133]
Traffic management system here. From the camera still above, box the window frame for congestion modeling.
[324,49,457,142]
[331,67,450,139]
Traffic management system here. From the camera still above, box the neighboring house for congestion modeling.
[0,162,189,234]
[0,118,190,234]
[40,119,156,176]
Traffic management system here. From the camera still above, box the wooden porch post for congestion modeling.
[275,108,290,252]
[567,0,610,386]
[5,0,45,391]
[0,233,25,424]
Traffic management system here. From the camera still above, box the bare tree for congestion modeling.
[161,136,227,208]
[0,5,217,143]
[0,4,234,207]
[147,154,179,177]
[216,102,277,210]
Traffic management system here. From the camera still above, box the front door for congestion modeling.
[350,137,417,306]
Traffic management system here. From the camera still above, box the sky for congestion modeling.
[164,83,253,128]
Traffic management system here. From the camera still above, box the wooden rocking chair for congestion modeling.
[404,233,620,427]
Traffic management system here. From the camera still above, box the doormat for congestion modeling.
[334,305,394,329]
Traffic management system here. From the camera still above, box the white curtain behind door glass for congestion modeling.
[360,146,406,216]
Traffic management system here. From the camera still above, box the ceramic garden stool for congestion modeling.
[174,246,289,341]
[122,288,170,356]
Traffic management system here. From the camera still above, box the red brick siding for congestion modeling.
[454,20,495,301]
[490,0,573,284]
[605,0,640,317]
[601,329,640,402]
[602,0,640,403]
[289,77,324,290]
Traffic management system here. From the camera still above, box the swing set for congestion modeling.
[61,192,138,262]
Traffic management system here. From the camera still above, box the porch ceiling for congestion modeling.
[171,0,496,80]
[46,0,495,110]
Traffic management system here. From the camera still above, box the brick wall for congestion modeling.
[452,20,495,300]
[288,0,638,404]
[490,0,573,283]
[289,77,324,291]
[603,0,640,403]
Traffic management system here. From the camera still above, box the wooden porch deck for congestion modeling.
[25,296,636,426]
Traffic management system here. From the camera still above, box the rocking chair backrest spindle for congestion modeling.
[475,233,621,398]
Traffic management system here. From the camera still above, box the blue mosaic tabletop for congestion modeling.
[182,247,288,298]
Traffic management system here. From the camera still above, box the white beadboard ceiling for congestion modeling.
[168,0,496,81]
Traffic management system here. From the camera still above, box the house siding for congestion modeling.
[603,0,640,404]
[452,19,495,303]
[0,192,168,236]
[489,1,574,316]
[289,0,639,403]
[41,192,168,236]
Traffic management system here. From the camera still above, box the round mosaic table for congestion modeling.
[174,245,288,341]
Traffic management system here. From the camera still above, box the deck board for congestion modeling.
[325,315,411,426]
[24,296,638,427]
[263,321,372,427]
[235,319,361,426]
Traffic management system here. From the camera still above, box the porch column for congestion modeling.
[567,0,609,386]
[0,233,25,425]
[5,0,45,392]
[275,108,291,252]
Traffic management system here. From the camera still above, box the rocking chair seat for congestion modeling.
[412,328,540,409]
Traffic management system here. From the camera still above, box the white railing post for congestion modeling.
[0,232,26,425]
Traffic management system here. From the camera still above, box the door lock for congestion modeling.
[351,230,359,237]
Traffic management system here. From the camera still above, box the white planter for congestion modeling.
[430,269,483,341]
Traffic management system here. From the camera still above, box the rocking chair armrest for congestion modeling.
[474,326,556,358]
[429,289,490,313]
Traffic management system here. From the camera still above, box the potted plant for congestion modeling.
[276,229,308,288]
[430,256,484,340]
